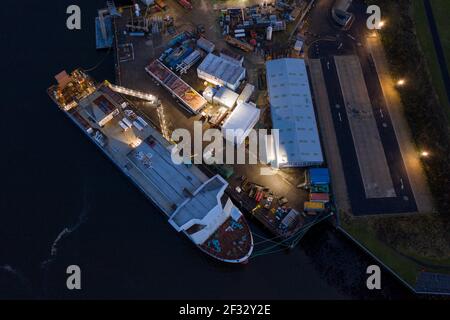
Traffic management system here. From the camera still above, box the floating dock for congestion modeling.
[96,15,114,49]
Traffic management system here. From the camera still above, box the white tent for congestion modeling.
[221,102,260,145]
[213,86,239,109]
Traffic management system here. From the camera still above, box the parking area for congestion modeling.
[334,55,395,199]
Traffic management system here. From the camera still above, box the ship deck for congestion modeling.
[76,85,210,217]
[200,216,253,263]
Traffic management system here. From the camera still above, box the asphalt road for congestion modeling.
[305,0,417,215]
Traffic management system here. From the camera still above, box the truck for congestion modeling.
[177,0,193,10]
[224,35,253,53]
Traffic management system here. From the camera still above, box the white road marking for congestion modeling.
[338,112,342,122]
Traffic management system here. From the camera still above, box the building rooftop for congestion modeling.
[198,53,246,87]
[145,59,207,113]
[266,58,324,167]
[213,86,239,109]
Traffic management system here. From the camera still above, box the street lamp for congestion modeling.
[378,20,385,29]
[396,79,406,87]
[420,151,430,158]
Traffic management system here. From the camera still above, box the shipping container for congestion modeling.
[237,83,255,104]
[304,201,325,212]
[308,168,330,185]
[310,184,330,193]
[196,37,215,53]
[309,193,330,203]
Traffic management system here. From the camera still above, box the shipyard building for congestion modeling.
[265,58,324,168]
[197,53,246,91]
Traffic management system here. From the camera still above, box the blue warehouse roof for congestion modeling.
[266,58,324,168]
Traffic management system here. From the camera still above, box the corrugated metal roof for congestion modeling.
[198,53,246,87]
[266,58,323,167]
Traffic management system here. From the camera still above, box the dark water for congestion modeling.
[0,0,413,299]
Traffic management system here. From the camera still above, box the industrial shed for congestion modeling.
[265,58,324,168]
[213,86,239,109]
[197,53,246,91]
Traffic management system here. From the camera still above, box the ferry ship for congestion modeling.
[47,69,253,263]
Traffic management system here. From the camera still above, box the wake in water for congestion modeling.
[41,185,90,270]
[0,264,33,298]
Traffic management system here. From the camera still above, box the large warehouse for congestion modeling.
[197,53,246,91]
[265,58,324,168]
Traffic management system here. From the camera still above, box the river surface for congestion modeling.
[0,0,413,299]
